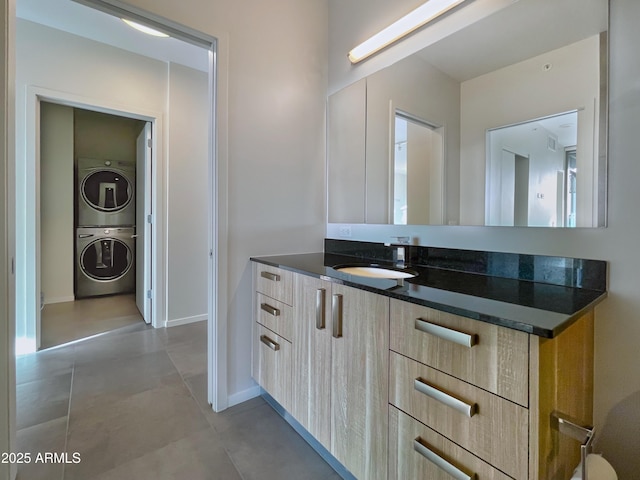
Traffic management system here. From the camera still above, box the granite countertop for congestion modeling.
[250,251,607,338]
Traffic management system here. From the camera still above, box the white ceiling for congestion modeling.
[417,0,608,82]
[16,0,209,72]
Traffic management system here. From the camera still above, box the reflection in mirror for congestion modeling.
[393,112,443,225]
[327,0,608,228]
[486,111,581,227]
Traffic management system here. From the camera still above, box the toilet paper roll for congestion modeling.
[571,453,617,480]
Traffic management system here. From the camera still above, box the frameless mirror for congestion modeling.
[327,0,608,227]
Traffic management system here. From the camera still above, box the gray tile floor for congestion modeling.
[16,321,340,480]
[40,294,144,349]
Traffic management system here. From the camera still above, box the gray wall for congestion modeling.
[327,0,640,476]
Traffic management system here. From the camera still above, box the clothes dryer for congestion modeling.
[76,227,135,298]
[77,157,136,226]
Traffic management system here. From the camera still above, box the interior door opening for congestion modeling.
[38,102,152,350]
[14,0,225,414]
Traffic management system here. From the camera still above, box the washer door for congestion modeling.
[80,238,132,281]
[81,169,133,212]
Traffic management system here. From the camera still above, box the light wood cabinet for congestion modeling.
[291,274,333,449]
[389,406,513,480]
[330,283,389,480]
[390,300,530,406]
[390,351,528,479]
[389,298,594,480]
[251,261,594,480]
[253,322,292,411]
[290,274,389,480]
[251,264,294,412]
[255,263,294,306]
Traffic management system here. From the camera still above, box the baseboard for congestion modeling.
[44,295,75,305]
[228,385,261,408]
[164,314,207,328]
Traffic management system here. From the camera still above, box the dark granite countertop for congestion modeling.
[250,251,607,338]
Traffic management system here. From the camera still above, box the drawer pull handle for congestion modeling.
[413,437,477,480]
[316,288,326,330]
[260,271,281,282]
[260,303,280,317]
[332,294,343,338]
[414,378,477,418]
[260,334,280,351]
[415,318,478,348]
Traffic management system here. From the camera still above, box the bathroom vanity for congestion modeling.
[251,240,607,480]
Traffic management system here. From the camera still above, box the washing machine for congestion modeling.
[77,157,136,227]
[76,227,135,298]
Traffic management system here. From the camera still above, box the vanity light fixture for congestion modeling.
[348,0,468,64]
[122,18,169,38]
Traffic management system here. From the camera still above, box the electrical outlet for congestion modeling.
[338,226,352,238]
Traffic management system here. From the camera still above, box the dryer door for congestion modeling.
[81,170,133,213]
[80,238,132,281]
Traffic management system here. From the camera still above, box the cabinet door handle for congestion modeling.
[414,378,477,418]
[260,303,280,317]
[332,294,343,338]
[413,437,477,480]
[260,334,280,351]
[316,288,326,330]
[260,271,280,282]
[415,318,478,348]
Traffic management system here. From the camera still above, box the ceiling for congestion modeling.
[16,0,209,72]
[417,0,608,82]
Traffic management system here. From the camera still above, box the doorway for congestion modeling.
[392,111,444,225]
[12,0,226,411]
[39,103,152,349]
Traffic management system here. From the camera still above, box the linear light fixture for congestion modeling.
[348,0,468,64]
[122,18,170,38]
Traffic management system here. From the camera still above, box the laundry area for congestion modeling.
[40,103,148,348]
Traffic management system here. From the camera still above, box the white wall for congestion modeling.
[15,19,209,343]
[460,35,600,226]
[366,54,459,224]
[327,0,640,476]
[166,62,208,324]
[109,0,328,403]
[40,102,74,304]
[487,122,567,227]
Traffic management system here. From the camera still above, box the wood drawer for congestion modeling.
[252,323,292,411]
[254,263,293,306]
[390,352,528,479]
[390,299,529,406]
[389,406,513,480]
[256,293,293,341]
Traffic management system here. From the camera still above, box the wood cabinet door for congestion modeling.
[291,274,333,450]
[331,283,389,480]
[253,323,292,411]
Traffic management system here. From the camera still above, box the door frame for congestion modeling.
[21,87,164,339]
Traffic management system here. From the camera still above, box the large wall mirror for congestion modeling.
[327,0,608,227]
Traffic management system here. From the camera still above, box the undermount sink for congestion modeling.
[334,265,417,279]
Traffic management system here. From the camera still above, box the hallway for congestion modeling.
[16,321,338,480]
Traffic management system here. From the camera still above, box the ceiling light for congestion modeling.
[348,0,468,64]
[122,19,169,38]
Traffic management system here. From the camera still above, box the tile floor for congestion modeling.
[40,294,144,349]
[16,321,340,480]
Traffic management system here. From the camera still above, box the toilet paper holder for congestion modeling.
[551,411,595,480]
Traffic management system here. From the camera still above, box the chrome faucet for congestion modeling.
[385,236,411,268]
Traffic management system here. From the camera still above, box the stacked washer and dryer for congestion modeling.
[75,158,137,298]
